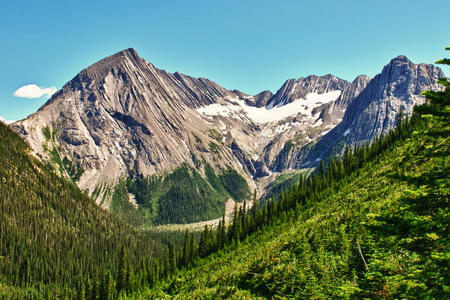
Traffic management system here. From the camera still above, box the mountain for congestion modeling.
[11,49,444,224]
[302,55,445,166]
[253,74,371,175]
[266,74,351,108]
[12,48,245,191]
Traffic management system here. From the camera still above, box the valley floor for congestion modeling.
[148,198,252,232]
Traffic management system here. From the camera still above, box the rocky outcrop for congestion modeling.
[266,74,350,108]
[302,56,444,166]
[245,90,273,107]
[318,75,371,123]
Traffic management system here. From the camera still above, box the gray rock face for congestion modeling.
[12,48,445,204]
[266,74,351,108]
[302,56,444,166]
[318,75,371,123]
[12,48,252,200]
[245,90,273,107]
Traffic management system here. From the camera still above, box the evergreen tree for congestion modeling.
[422,47,450,108]
[116,246,127,294]
[168,242,177,275]
[181,229,190,267]
[189,234,196,261]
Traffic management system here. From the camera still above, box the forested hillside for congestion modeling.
[109,163,250,226]
[0,122,169,298]
[133,76,449,298]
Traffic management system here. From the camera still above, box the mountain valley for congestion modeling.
[10,48,444,226]
[0,46,448,299]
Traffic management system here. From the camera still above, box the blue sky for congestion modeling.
[1,0,449,121]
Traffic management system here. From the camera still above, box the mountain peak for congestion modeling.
[117,47,139,57]
[110,47,142,62]
[93,47,142,66]
[389,55,412,65]
[353,74,370,83]
[64,48,146,87]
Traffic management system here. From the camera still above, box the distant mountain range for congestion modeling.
[11,48,444,223]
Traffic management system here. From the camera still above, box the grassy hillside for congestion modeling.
[0,122,168,299]
[133,102,449,298]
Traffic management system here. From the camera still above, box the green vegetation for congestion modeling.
[208,141,220,155]
[192,132,202,144]
[263,168,312,201]
[204,163,227,195]
[110,180,146,227]
[218,167,250,202]
[125,51,448,298]
[283,139,294,153]
[157,165,226,224]
[41,125,83,182]
[206,128,223,143]
[0,121,167,299]
[134,96,449,298]
[41,126,51,140]
[110,164,250,225]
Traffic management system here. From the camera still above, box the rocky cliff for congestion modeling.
[302,55,445,166]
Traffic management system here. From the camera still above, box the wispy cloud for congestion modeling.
[0,116,15,125]
[13,84,57,99]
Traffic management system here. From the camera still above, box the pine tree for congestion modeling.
[168,242,177,275]
[251,189,258,216]
[181,229,190,267]
[199,225,210,257]
[422,47,450,108]
[229,203,240,241]
[189,234,196,261]
[116,246,127,294]
[218,213,226,247]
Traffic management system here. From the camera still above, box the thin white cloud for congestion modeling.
[13,84,57,99]
[0,116,15,125]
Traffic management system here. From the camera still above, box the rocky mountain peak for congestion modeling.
[266,74,350,108]
[78,48,144,80]
[302,56,444,167]
[248,90,274,107]
[352,74,370,84]
[13,48,255,198]
[389,55,411,64]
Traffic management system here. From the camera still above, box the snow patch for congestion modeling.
[343,128,351,137]
[218,120,227,131]
[311,119,323,127]
[197,91,341,124]
[181,139,190,152]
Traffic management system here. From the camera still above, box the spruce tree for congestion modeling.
[116,247,127,294]
[168,242,177,275]
[422,47,450,107]
[181,229,190,267]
